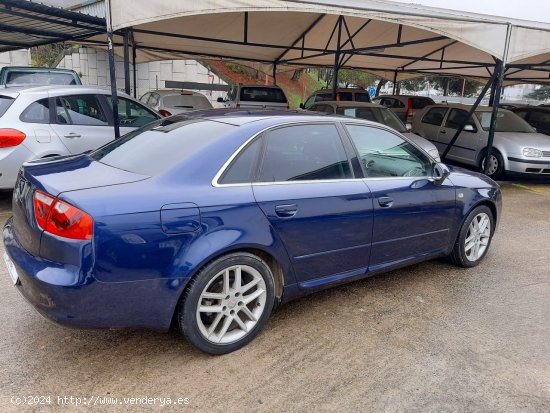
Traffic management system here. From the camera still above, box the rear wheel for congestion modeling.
[480,150,504,179]
[449,205,494,268]
[178,252,275,354]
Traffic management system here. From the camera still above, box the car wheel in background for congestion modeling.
[448,205,494,268]
[480,150,504,179]
[179,252,275,354]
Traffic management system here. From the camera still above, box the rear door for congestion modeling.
[251,122,374,286]
[417,106,449,153]
[49,93,113,154]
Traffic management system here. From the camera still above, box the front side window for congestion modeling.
[345,124,431,178]
[106,96,159,127]
[55,95,108,126]
[444,108,477,131]
[422,107,448,126]
[475,110,534,133]
[258,124,352,182]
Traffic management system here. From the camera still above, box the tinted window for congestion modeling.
[444,108,476,131]
[528,111,550,130]
[311,104,334,114]
[411,97,435,109]
[0,96,15,118]
[106,96,159,127]
[346,125,431,178]
[20,98,49,124]
[55,95,108,126]
[422,107,448,126]
[315,93,332,102]
[258,124,351,182]
[355,92,371,102]
[92,118,236,176]
[239,87,287,103]
[6,71,77,86]
[380,98,405,109]
[513,110,528,119]
[338,92,353,101]
[336,107,407,133]
[220,138,262,184]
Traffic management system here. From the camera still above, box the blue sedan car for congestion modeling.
[3,111,501,354]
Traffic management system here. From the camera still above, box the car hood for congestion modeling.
[495,132,550,150]
[21,154,149,197]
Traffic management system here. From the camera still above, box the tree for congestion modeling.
[338,69,374,88]
[31,43,69,68]
[527,86,550,101]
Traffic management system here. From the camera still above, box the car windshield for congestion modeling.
[336,106,407,133]
[475,110,535,133]
[6,72,77,86]
[240,87,287,103]
[91,117,236,175]
[0,96,14,117]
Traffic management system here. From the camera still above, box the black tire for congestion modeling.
[448,205,494,268]
[480,150,505,179]
[178,252,275,355]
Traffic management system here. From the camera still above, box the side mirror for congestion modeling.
[405,123,412,131]
[433,162,450,185]
[299,103,305,109]
[463,124,475,132]
[217,97,224,103]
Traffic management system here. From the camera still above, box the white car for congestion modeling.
[140,89,212,117]
[309,100,440,161]
[412,103,550,178]
[0,85,160,189]
[217,84,289,110]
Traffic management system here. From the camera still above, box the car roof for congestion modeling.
[376,94,433,99]
[150,89,207,97]
[234,84,284,89]
[0,85,132,98]
[313,88,368,94]
[426,103,511,113]
[312,101,384,108]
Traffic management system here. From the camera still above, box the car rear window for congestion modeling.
[162,94,212,109]
[240,87,287,103]
[411,97,435,109]
[6,71,78,86]
[0,96,14,117]
[91,118,236,176]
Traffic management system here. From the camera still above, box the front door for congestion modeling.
[251,123,373,285]
[344,123,457,270]
[438,108,483,165]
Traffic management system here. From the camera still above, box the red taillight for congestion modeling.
[406,98,413,122]
[0,129,26,148]
[33,190,93,240]
[159,109,172,117]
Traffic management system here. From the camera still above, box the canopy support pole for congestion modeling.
[123,30,131,95]
[105,0,120,139]
[272,64,277,85]
[392,71,397,95]
[132,32,137,98]
[441,70,498,161]
[332,16,343,100]
[484,59,505,174]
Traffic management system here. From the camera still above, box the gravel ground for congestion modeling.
[0,178,549,412]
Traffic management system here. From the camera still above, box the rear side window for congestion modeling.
[411,98,434,109]
[219,138,263,184]
[422,107,448,126]
[20,98,50,124]
[92,119,235,176]
[355,92,371,102]
[337,92,353,101]
[56,95,108,126]
[239,87,287,103]
[0,96,14,118]
[258,124,352,182]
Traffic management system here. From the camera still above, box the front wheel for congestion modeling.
[448,206,494,268]
[480,150,504,179]
[178,253,275,355]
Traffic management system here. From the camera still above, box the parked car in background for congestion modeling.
[372,95,435,125]
[301,87,371,109]
[510,106,550,136]
[218,84,289,109]
[412,103,550,178]
[0,85,160,189]
[3,110,501,355]
[0,66,81,86]
[309,100,440,161]
[140,89,212,117]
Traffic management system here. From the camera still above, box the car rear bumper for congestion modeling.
[3,218,183,331]
[506,156,550,174]
[0,144,34,189]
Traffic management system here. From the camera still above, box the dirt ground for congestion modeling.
[0,178,549,412]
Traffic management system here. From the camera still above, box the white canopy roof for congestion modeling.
[105,0,550,84]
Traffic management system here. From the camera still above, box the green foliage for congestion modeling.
[338,69,374,88]
[527,86,550,101]
[400,78,428,92]
[225,63,257,80]
[31,44,69,68]
[399,76,481,97]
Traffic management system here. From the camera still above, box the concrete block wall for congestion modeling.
[0,50,31,67]
[57,48,227,105]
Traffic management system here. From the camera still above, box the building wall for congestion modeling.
[0,50,31,67]
[57,48,227,105]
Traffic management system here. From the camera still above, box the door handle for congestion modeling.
[275,204,298,217]
[378,197,393,207]
[64,133,81,138]
[440,130,447,134]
